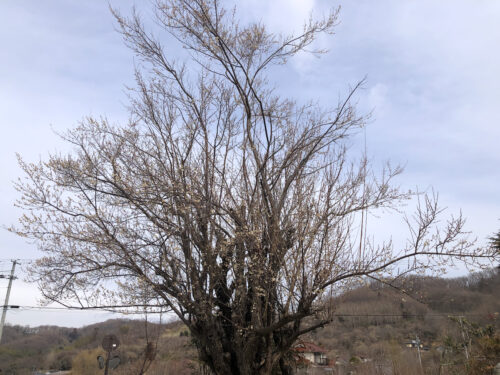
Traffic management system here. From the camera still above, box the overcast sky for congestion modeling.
[1,0,499,327]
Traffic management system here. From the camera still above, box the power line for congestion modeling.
[0,275,18,280]
[0,304,170,316]
[1,306,496,319]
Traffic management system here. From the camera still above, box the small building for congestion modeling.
[294,341,328,365]
[494,362,500,375]
[293,342,333,374]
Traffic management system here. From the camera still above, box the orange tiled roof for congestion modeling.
[293,341,327,354]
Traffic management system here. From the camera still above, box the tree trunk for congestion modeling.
[193,327,292,375]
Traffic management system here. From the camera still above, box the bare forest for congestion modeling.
[1,270,499,374]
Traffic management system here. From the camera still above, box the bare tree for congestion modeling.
[11,1,497,374]
[490,229,500,252]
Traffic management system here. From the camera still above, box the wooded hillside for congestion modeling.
[1,268,498,374]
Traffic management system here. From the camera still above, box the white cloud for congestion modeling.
[367,83,389,115]
[238,0,316,33]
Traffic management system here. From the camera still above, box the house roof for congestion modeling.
[293,341,327,354]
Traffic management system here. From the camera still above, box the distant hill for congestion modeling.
[305,268,500,374]
[1,268,498,374]
[0,319,194,375]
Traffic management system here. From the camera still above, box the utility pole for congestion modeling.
[0,260,17,344]
[415,335,423,373]
[458,316,470,361]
